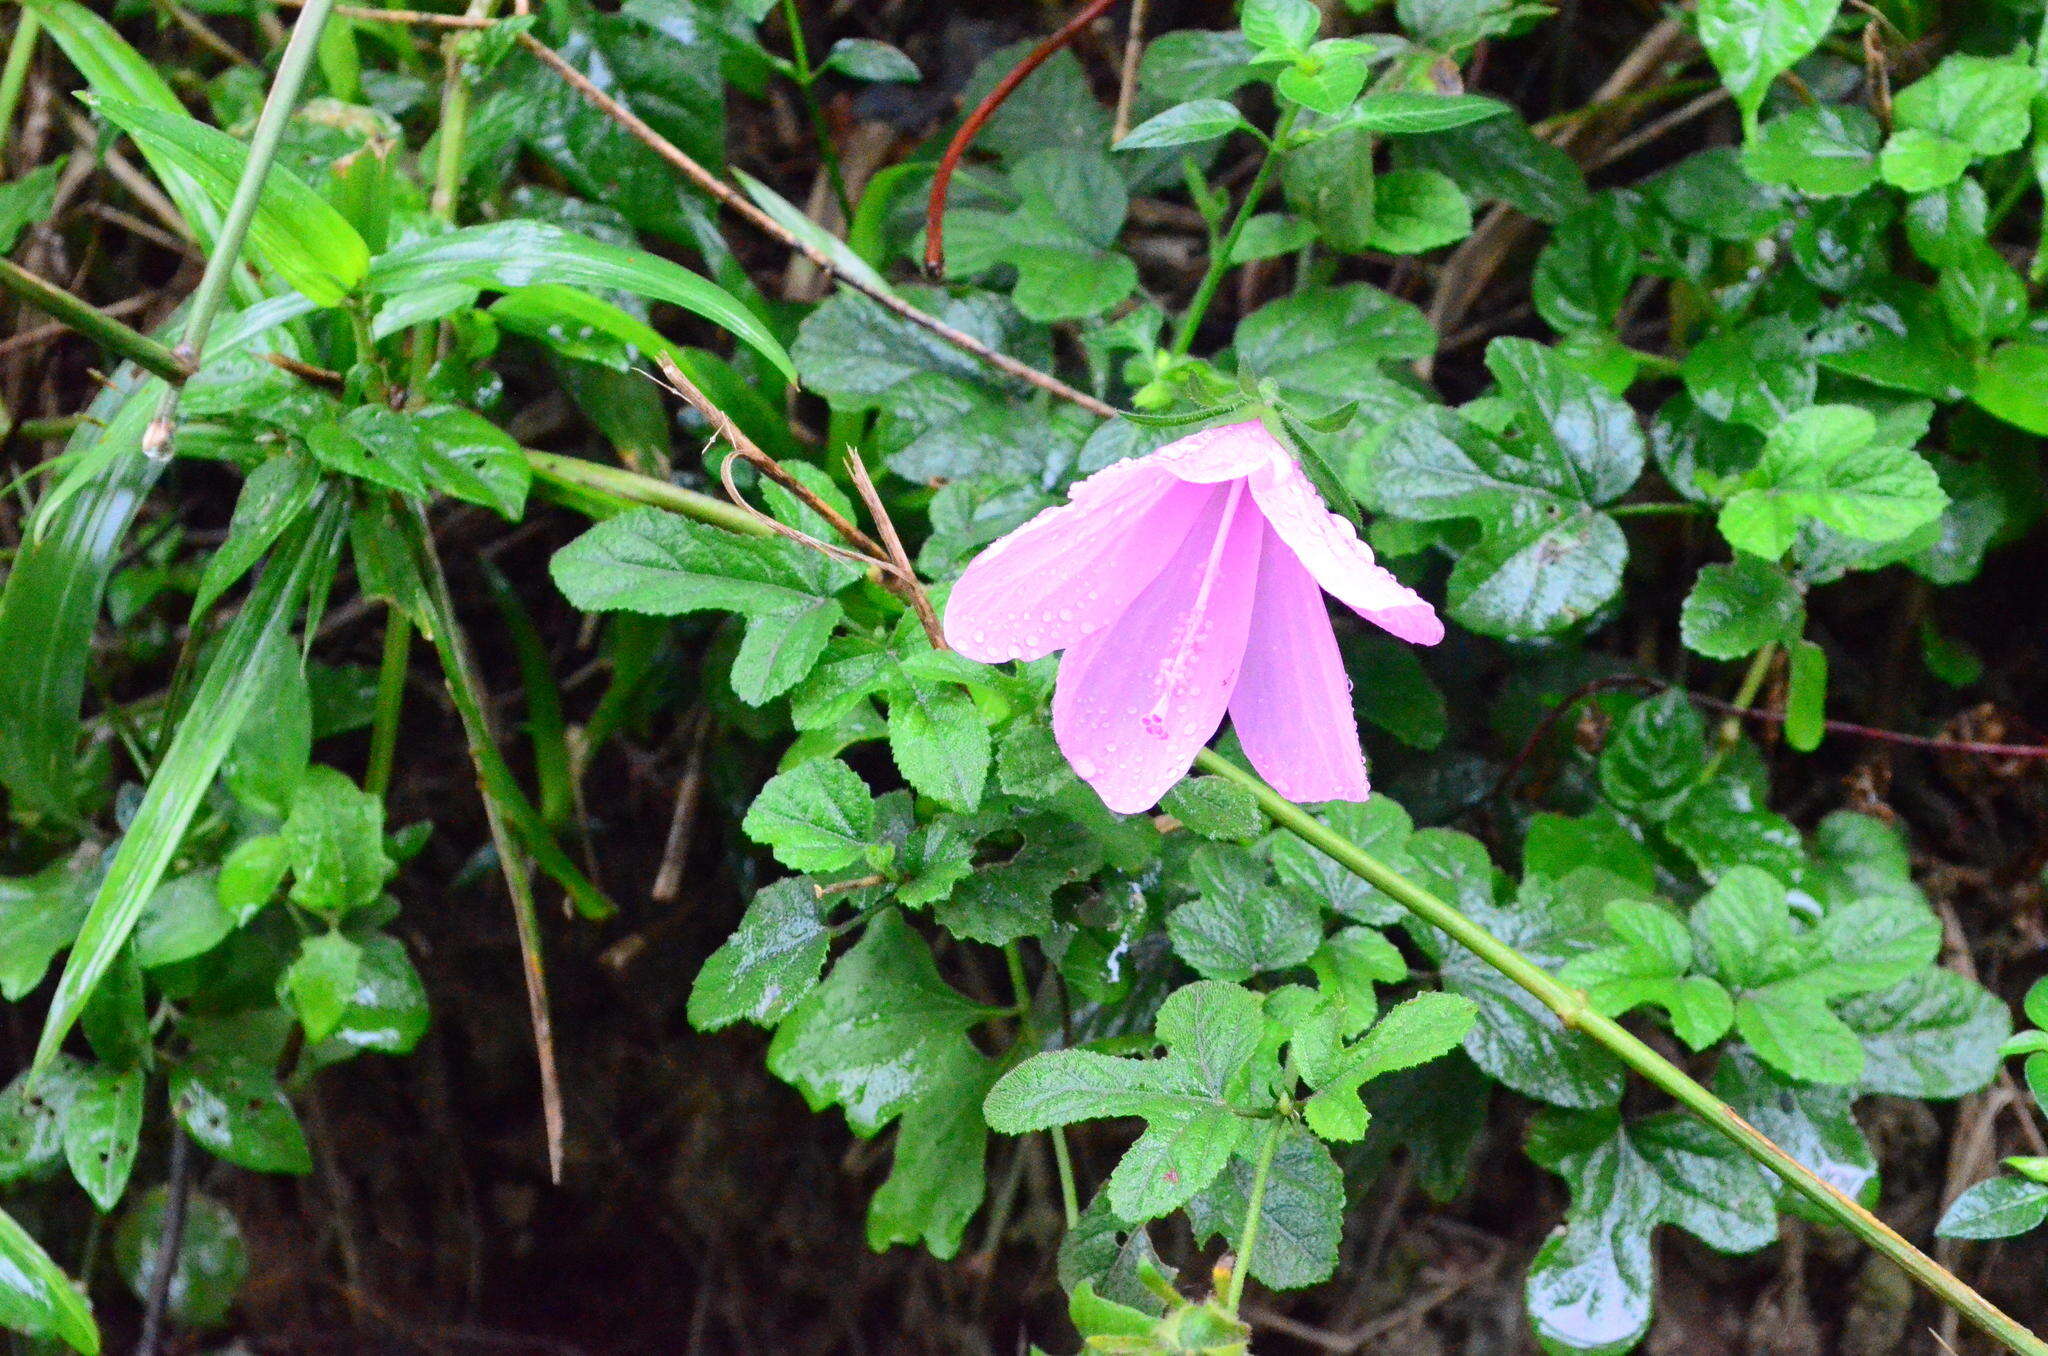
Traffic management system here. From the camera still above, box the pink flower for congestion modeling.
[944,419,1443,813]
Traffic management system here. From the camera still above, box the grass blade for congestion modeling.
[33,497,346,1068]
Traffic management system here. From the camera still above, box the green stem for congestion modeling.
[1608,500,1706,518]
[1050,1125,1081,1231]
[1702,641,1775,779]
[1624,346,1682,378]
[1224,1117,1282,1315]
[1194,746,2048,1356]
[0,260,191,383]
[1170,109,1297,358]
[517,427,2045,1356]
[364,606,412,799]
[779,0,853,225]
[0,9,41,159]
[146,0,338,451]
[523,448,763,536]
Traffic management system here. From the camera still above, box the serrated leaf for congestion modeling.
[886,679,990,812]
[1185,1126,1343,1289]
[742,758,876,873]
[1679,557,1805,659]
[688,878,830,1030]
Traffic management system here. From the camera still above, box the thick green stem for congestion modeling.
[1703,641,1776,779]
[515,433,2048,1356]
[1608,500,1706,518]
[1192,746,2048,1356]
[0,9,41,159]
[364,606,411,799]
[1050,1126,1080,1230]
[1170,110,1296,358]
[146,0,338,452]
[0,260,192,382]
[1224,1116,1282,1315]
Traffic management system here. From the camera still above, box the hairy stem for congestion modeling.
[1225,1116,1282,1315]
[1193,746,2048,1356]
[1170,109,1296,358]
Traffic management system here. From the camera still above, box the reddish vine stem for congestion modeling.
[922,0,1123,279]
[1497,673,2048,800]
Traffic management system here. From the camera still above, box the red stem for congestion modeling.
[923,0,1124,279]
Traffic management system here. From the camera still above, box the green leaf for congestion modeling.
[62,1065,143,1213]
[987,982,1264,1221]
[1282,118,1378,253]
[1563,901,1734,1051]
[1396,109,1587,224]
[27,0,228,250]
[1117,99,1248,150]
[1971,342,2048,434]
[1241,0,1320,55]
[1784,637,1827,752]
[283,933,363,1043]
[866,1045,996,1259]
[35,503,345,1069]
[732,170,898,300]
[0,376,164,822]
[1664,776,1804,883]
[743,758,876,874]
[1184,1126,1343,1289]
[1714,1051,1876,1209]
[133,871,232,969]
[281,766,391,917]
[1695,0,1842,128]
[1271,797,1414,926]
[1140,30,1258,102]
[1446,510,1625,639]
[768,911,992,1136]
[1737,980,1866,1084]
[1937,1177,2048,1240]
[1525,1108,1776,1354]
[1740,104,1880,196]
[1161,776,1264,841]
[1366,168,1472,253]
[1840,969,2009,1099]
[551,508,851,618]
[1680,316,1815,432]
[1679,557,1805,659]
[366,221,793,382]
[1435,898,1626,1109]
[313,934,430,1060]
[1302,992,1479,1141]
[171,1053,312,1174]
[0,1200,98,1353]
[1167,846,1321,981]
[87,94,368,304]
[1882,55,2037,191]
[114,1187,244,1329]
[731,598,844,707]
[886,678,990,812]
[825,37,919,82]
[1343,92,1508,135]
[1534,197,1637,333]
[1276,42,1371,116]
[688,878,830,1031]
[1599,692,1708,819]
[1718,405,1947,559]
[1235,283,1435,416]
[0,859,92,1001]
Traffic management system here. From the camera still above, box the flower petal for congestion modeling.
[1247,452,1445,645]
[943,458,1218,662]
[1230,527,1369,803]
[1152,419,1282,484]
[1052,482,1264,814]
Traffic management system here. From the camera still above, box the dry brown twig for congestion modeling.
[648,353,947,648]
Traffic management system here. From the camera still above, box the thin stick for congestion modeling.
[517,33,1119,418]
[844,445,944,648]
[135,1128,193,1356]
[650,709,712,904]
[923,0,1122,278]
[272,0,492,27]
[650,353,892,563]
[1112,0,1151,141]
